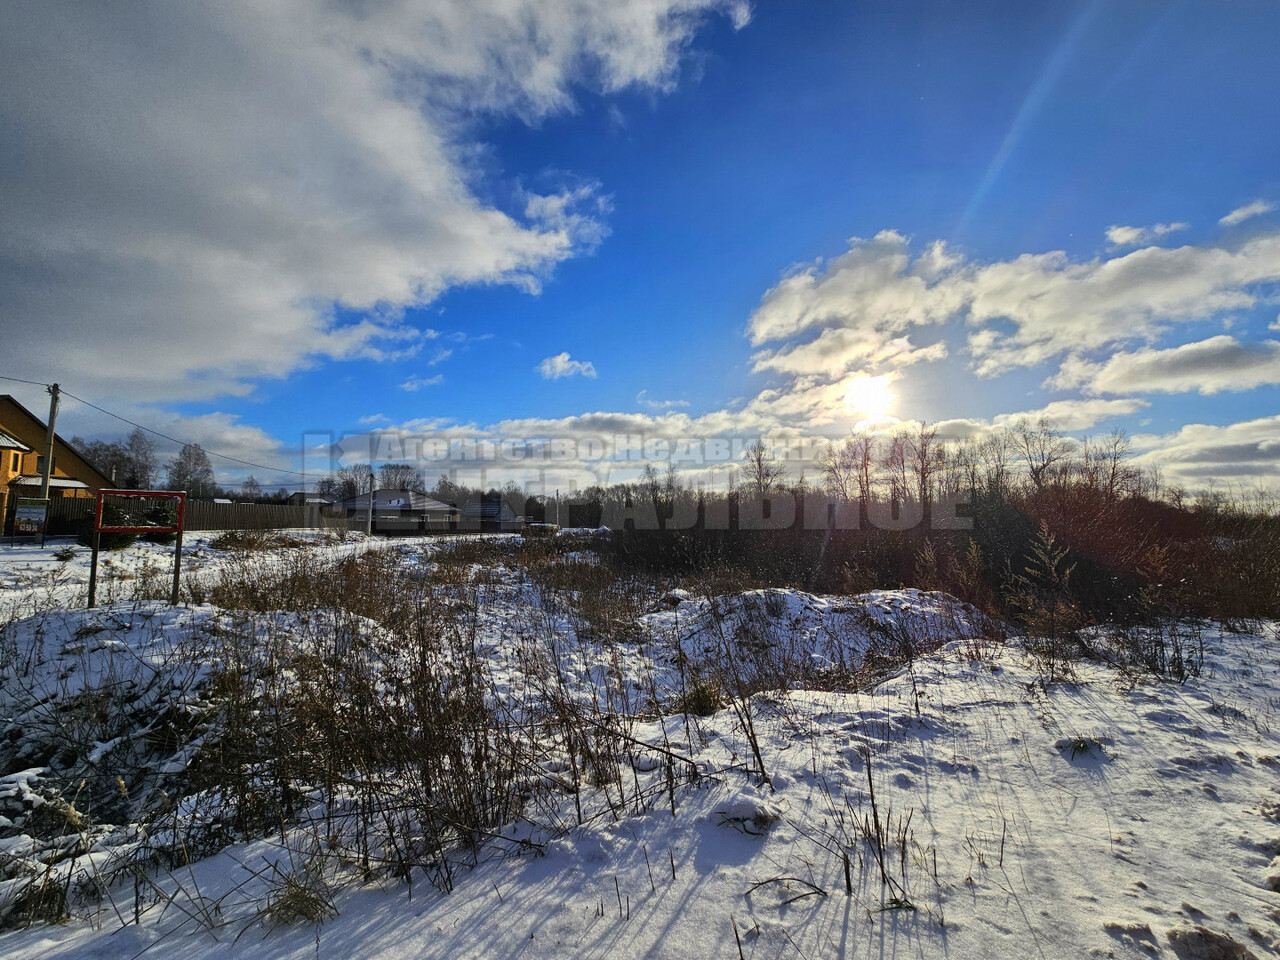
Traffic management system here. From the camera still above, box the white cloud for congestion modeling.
[992,398,1149,432]
[743,232,964,384]
[400,375,444,391]
[539,352,598,379]
[745,228,1280,380]
[746,231,967,347]
[427,349,454,366]
[1131,415,1280,486]
[1104,222,1188,248]
[0,0,745,404]
[1220,199,1276,226]
[636,390,689,410]
[752,329,947,377]
[1052,336,1280,396]
[963,236,1280,375]
[46,391,298,487]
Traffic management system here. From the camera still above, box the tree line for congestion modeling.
[73,434,293,502]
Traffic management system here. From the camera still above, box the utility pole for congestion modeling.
[40,383,59,501]
[366,469,374,537]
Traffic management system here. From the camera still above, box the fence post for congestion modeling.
[87,529,100,609]
[171,527,184,605]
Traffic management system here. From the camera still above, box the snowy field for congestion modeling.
[0,533,1277,959]
[0,530,388,620]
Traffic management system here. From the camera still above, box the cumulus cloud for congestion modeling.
[746,231,967,347]
[45,391,299,488]
[1132,415,1280,485]
[1105,222,1188,248]
[963,237,1280,375]
[992,398,1149,432]
[743,231,963,385]
[745,228,1280,380]
[0,0,746,404]
[1220,200,1276,226]
[1052,336,1280,396]
[752,330,948,378]
[539,353,598,379]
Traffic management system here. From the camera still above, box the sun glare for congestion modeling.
[843,374,896,420]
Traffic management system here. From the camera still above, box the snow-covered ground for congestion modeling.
[0,534,1276,959]
[0,530,387,620]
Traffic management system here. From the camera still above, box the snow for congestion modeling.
[0,530,386,620]
[0,534,1277,958]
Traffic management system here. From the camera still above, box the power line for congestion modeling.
[1,375,311,482]
[0,374,57,388]
[60,390,309,478]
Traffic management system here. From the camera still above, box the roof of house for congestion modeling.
[0,430,32,452]
[339,489,458,512]
[461,497,519,520]
[287,491,334,504]
[0,395,113,488]
[9,476,90,490]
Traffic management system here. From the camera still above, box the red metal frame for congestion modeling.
[94,489,187,534]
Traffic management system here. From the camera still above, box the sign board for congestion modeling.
[89,489,188,608]
[95,489,186,534]
[14,498,49,536]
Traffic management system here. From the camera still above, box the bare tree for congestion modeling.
[334,463,373,501]
[1095,428,1135,501]
[1012,417,1070,491]
[978,429,1015,497]
[241,475,262,499]
[663,461,681,508]
[377,462,424,492]
[73,428,157,488]
[124,428,156,488]
[72,436,128,484]
[743,439,785,496]
[167,443,217,497]
[907,424,941,519]
[881,430,910,506]
[819,430,877,526]
[948,435,980,499]
[850,432,876,513]
[817,439,858,501]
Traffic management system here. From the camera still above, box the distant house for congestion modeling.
[338,488,458,534]
[286,491,334,507]
[461,495,522,533]
[1,394,113,533]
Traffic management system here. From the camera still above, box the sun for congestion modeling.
[843,374,896,420]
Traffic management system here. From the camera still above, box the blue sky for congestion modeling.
[2,1,1279,493]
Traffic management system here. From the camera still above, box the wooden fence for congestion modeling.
[46,497,352,532]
